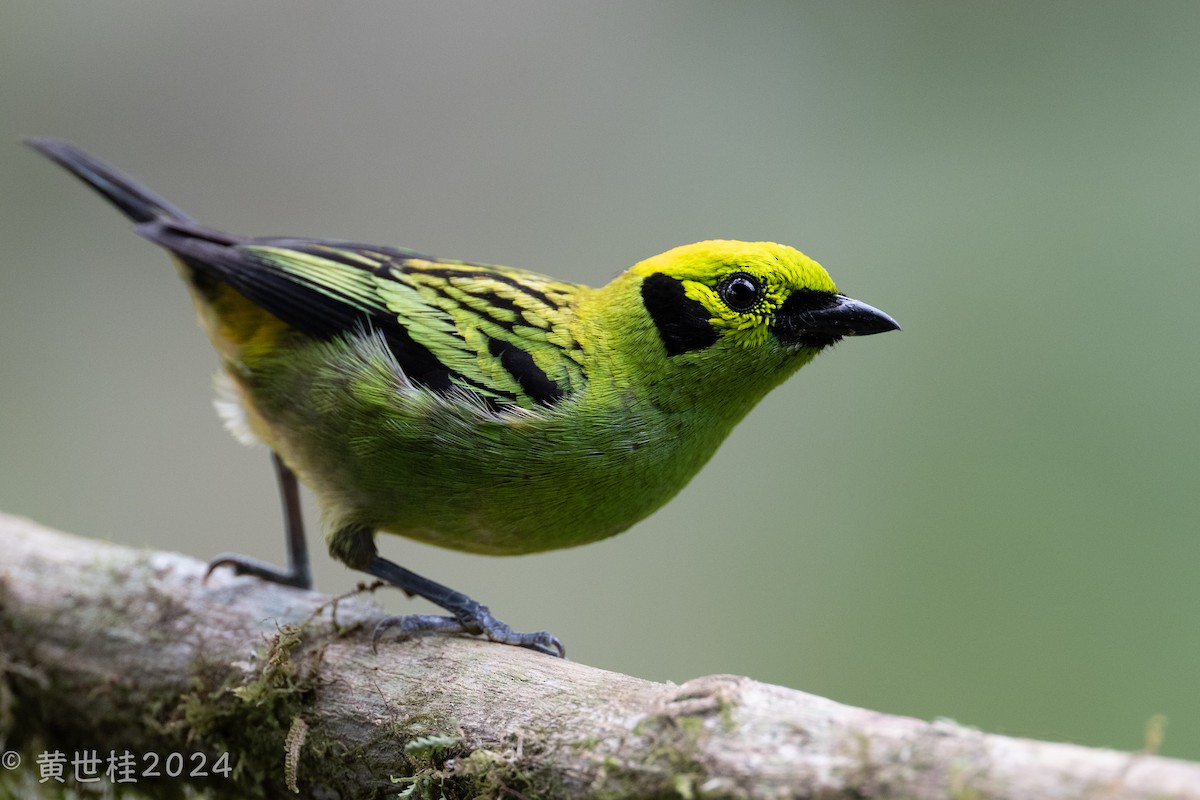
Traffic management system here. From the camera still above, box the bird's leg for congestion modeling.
[365,555,565,658]
[205,452,313,589]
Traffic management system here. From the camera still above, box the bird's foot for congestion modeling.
[205,552,311,589]
[372,607,565,658]
[363,553,565,656]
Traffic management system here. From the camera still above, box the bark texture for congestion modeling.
[0,511,1196,799]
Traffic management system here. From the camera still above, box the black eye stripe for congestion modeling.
[718,272,762,312]
[641,272,719,356]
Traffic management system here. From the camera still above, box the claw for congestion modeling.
[364,554,566,657]
[204,553,311,589]
[372,612,566,658]
[202,455,313,590]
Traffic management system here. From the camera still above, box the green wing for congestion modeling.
[142,223,588,409]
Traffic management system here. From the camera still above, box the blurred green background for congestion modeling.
[3,0,1198,763]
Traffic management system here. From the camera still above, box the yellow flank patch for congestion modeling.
[190,281,294,363]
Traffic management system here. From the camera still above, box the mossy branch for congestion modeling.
[0,512,1196,799]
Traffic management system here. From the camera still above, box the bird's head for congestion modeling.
[627,239,898,361]
[578,239,898,415]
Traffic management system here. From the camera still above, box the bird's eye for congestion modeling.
[719,273,762,312]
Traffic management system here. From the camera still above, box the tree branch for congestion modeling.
[0,511,1196,799]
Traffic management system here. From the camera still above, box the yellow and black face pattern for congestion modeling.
[633,240,896,357]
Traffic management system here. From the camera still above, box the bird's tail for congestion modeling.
[25,137,195,225]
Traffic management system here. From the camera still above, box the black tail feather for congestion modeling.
[25,137,195,225]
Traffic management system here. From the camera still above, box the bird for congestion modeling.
[27,137,899,657]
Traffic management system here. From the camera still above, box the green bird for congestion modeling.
[28,138,899,657]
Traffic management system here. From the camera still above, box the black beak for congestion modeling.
[773,291,900,348]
